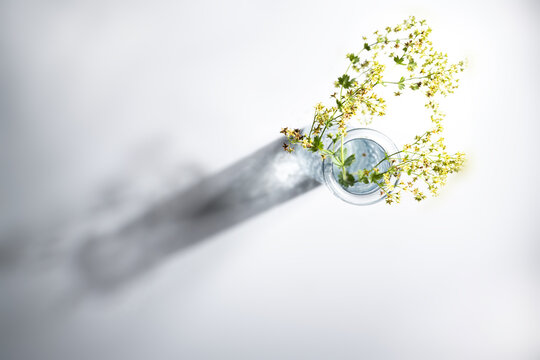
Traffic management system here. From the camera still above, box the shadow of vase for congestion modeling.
[76,138,322,292]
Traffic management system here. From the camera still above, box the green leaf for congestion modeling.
[368,172,384,183]
[398,76,405,90]
[347,53,360,64]
[346,173,356,186]
[338,171,356,188]
[364,43,371,51]
[393,56,405,65]
[332,156,343,167]
[320,149,334,156]
[410,82,421,90]
[408,59,417,71]
[312,136,323,151]
[337,74,354,89]
[343,154,356,167]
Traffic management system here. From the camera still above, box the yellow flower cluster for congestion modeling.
[282,16,466,204]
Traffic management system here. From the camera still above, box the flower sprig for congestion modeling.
[281,16,466,204]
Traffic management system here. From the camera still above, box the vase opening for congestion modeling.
[323,128,400,205]
[331,138,390,195]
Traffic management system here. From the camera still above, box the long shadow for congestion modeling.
[77,138,322,291]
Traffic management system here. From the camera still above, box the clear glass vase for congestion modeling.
[322,128,400,205]
[293,127,399,205]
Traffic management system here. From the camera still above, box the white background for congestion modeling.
[1,0,539,359]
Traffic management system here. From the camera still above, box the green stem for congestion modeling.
[340,133,346,180]
[372,130,429,169]
[307,113,316,138]
[373,150,403,169]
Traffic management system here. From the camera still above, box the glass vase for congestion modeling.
[322,128,400,205]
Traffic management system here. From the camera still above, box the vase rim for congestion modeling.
[322,127,400,206]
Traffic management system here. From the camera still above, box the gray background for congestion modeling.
[1,0,539,359]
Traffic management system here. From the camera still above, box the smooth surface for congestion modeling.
[1,0,539,359]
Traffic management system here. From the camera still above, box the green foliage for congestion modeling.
[337,74,355,89]
[311,136,324,152]
[398,76,406,90]
[393,56,405,65]
[338,170,356,188]
[347,53,360,64]
[407,58,417,71]
[343,154,356,167]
